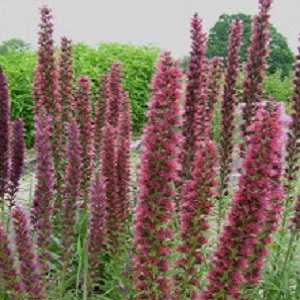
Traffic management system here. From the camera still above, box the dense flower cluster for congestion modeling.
[31,115,54,275]
[61,120,82,264]
[181,13,207,180]
[33,6,60,116]
[7,119,25,208]
[106,61,124,128]
[240,0,272,157]
[244,102,285,284]
[206,56,224,139]
[59,36,74,123]
[100,122,117,247]
[176,139,218,299]
[201,102,284,299]
[218,19,243,226]
[87,178,107,293]
[75,75,94,207]
[284,36,300,215]
[12,205,44,299]
[94,73,108,162]
[133,52,182,299]
[115,91,132,237]
[0,67,10,198]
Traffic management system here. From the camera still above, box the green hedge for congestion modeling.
[0,42,160,147]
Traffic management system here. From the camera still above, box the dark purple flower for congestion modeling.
[0,66,10,198]
[12,205,44,299]
[7,119,25,209]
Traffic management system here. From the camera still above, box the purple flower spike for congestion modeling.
[218,18,243,227]
[12,205,44,299]
[133,52,182,300]
[201,101,284,300]
[7,119,25,209]
[206,56,224,139]
[31,115,54,276]
[61,119,81,265]
[181,13,207,180]
[87,177,107,294]
[240,0,273,158]
[284,36,300,224]
[0,66,10,198]
[94,73,108,163]
[75,75,94,208]
[176,139,218,299]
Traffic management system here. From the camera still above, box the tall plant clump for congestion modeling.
[30,115,54,276]
[283,36,300,225]
[133,52,182,299]
[181,13,207,180]
[0,66,10,200]
[217,19,243,228]
[206,56,224,139]
[7,119,25,209]
[201,102,284,299]
[176,139,218,299]
[75,75,94,208]
[240,0,272,157]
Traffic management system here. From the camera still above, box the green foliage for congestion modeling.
[73,42,160,131]
[0,50,36,146]
[0,38,31,55]
[0,42,160,147]
[206,13,295,77]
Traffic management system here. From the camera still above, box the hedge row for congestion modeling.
[0,42,160,147]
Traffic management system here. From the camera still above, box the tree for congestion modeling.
[0,39,31,55]
[206,13,294,77]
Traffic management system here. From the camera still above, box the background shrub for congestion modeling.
[0,42,160,147]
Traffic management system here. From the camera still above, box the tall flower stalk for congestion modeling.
[94,73,108,165]
[12,205,44,299]
[59,36,74,123]
[133,52,182,299]
[201,102,284,300]
[75,75,94,208]
[31,115,54,277]
[86,178,107,295]
[7,119,25,209]
[217,19,243,231]
[34,6,63,206]
[240,0,272,158]
[282,36,300,227]
[59,119,82,297]
[114,91,131,240]
[181,13,207,180]
[243,102,285,284]
[0,66,10,206]
[176,139,218,299]
[206,56,224,140]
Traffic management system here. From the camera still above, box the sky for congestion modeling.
[0,0,299,58]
